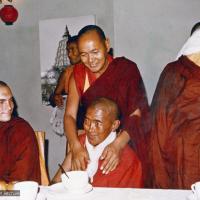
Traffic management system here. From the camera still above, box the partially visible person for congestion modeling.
[64,25,151,186]
[52,35,81,107]
[52,97,143,188]
[176,22,200,60]
[150,26,200,189]
[0,81,41,184]
[190,21,200,36]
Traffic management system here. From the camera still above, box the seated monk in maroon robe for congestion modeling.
[0,81,41,184]
[150,28,200,189]
[53,97,143,187]
[63,25,151,186]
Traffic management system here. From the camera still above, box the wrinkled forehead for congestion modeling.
[0,86,13,99]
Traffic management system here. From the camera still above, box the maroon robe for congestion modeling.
[150,56,200,189]
[73,56,151,185]
[0,117,41,184]
[79,134,143,188]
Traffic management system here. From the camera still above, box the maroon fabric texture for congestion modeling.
[74,57,151,184]
[0,117,41,184]
[150,56,200,189]
[79,134,143,188]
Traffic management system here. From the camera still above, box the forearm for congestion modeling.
[54,71,66,95]
[64,114,80,149]
[115,130,130,149]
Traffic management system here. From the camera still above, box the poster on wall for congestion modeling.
[39,15,95,106]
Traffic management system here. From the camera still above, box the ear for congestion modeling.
[111,120,120,132]
[105,37,111,53]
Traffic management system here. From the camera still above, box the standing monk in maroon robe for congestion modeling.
[150,28,200,189]
[63,25,151,185]
[0,81,41,184]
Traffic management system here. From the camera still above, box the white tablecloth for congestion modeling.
[37,186,193,200]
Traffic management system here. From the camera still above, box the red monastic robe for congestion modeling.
[79,134,143,188]
[0,117,41,184]
[73,56,151,185]
[150,56,200,189]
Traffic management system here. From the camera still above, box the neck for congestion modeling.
[187,52,200,67]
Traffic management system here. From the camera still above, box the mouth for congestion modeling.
[87,134,97,141]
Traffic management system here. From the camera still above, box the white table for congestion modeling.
[37,185,193,200]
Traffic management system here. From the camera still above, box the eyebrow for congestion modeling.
[84,116,102,123]
[0,97,13,101]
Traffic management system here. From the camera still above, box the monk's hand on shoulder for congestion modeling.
[100,141,122,175]
[71,141,90,171]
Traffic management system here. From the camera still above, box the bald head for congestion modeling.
[78,25,106,42]
[87,97,120,121]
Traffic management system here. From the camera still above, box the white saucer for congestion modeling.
[48,182,93,196]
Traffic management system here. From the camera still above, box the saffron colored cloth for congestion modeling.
[73,56,151,185]
[0,117,41,184]
[150,56,200,189]
[79,134,143,188]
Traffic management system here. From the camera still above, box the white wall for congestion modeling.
[113,0,200,102]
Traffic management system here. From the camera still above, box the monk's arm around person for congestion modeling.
[64,74,141,174]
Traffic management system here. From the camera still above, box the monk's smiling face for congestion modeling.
[0,86,14,122]
[78,30,110,77]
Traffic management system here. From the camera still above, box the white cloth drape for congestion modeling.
[86,131,116,182]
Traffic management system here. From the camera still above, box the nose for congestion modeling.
[4,100,13,111]
[88,121,95,132]
[68,50,73,59]
[88,54,94,64]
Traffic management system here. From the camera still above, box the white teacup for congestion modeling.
[191,182,200,200]
[14,181,39,200]
[61,171,89,190]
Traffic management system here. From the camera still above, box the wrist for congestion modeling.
[114,130,130,149]
[70,139,81,151]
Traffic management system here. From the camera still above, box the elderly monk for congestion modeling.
[0,81,41,183]
[64,25,151,185]
[53,97,143,187]
[150,26,200,189]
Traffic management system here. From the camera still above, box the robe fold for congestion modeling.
[0,117,41,184]
[150,56,200,189]
[73,56,151,184]
[79,134,143,188]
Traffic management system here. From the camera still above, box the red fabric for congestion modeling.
[73,55,113,96]
[79,134,143,188]
[0,117,41,184]
[73,56,151,186]
[150,56,200,189]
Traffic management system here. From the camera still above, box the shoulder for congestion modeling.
[113,57,140,73]
[111,57,142,80]
[160,57,185,77]
[120,145,141,167]
[10,117,35,138]
[113,57,138,69]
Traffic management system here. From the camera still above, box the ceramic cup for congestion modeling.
[191,182,200,200]
[61,171,89,190]
[14,181,39,200]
